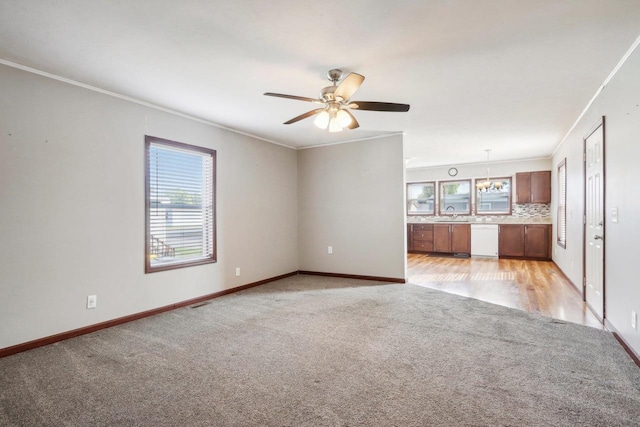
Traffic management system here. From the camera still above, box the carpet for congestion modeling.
[1,274,639,426]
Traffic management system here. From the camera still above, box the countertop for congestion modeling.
[407,217,552,225]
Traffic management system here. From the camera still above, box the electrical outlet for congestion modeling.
[87,295,97,309]
[235,267,241,277]
[632,311,637,330]
[328,246,333,255]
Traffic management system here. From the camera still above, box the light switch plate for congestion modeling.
[611,207,618,223]
[87,295,97,309]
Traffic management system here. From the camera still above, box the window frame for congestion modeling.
[406,181,436,216]
[474,176,513,216]
[439,179,472,216]
[557,158,567,248]
[144,135,217,273]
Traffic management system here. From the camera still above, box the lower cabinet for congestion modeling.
[410,223,470,255]
[498,224,551,260]
[409,224,434,252]
[451,224,471,253]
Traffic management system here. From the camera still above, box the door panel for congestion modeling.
[498,225,525,257]
[524,225,549,258]
[531,171,551,203]
[433,224,451,252]
[516,173,531,204]
[451,224,470,253]
[585,121,604,320]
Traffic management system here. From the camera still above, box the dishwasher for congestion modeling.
[471,224,499,257]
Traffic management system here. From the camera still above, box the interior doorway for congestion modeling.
[584,117,605,321]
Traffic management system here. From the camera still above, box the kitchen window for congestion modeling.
[145,136,216,273]
[557,158,567,248]
[407,181,436,215]
[439,179,471,216]
[474,177,512,215]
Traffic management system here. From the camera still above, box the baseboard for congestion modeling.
[604,319,640,368]
[298,270,406,283]
[552,261,582,296]
[0,271,297,359]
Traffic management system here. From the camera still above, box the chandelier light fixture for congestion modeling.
[476,149,502,190]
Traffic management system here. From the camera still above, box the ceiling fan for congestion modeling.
[264,69,410,132]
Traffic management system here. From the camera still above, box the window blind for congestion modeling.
[146,137,216,272]
[557,159,567,248]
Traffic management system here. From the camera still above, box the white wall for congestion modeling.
[552,44,640,355]
[297,136,406,280]
[0,64,298,349]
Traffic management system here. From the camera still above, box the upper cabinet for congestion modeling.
[515,171,551,204]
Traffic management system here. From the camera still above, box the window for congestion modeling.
[439,179,471,215]
[557,158,567,248]
[407,181,436,215]
[145,136,216,273]
[475,177,512,215]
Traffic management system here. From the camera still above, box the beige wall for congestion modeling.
[552,44,640,355]
[297,136,406,280]
[0,64,299,348]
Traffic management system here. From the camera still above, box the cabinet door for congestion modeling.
[515,172,531,203]
[531,171,551,203]
[499,225,525,257]
[407,224,413,252]
[524,224,550,259]
[451,224,470,254]
[433,224,451,253]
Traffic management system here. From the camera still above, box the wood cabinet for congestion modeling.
[433,224,470,254]
[408,224,434,252]
[451,224,471,253]
[433,224,451,252]
[498,224,551,260]
[498,225,525,257]
[408,223,470,255]
[516,171,551,204]
[524,224,550,259]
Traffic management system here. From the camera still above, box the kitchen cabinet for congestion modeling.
[433,224,470,254]
[408,224,434,252]
[498,224,551,260]
[516,171,551,204]
[524,224,550,259]
[498,225,525,257]
[408,223,469,255]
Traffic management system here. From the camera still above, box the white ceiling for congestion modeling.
[1,0,639,168]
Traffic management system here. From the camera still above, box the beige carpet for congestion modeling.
[1,274,639,426]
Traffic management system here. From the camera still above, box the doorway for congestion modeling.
[584,117,605,321]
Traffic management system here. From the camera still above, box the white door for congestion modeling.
[585,121,604,319]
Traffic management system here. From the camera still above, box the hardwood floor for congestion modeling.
[407,253,602,329]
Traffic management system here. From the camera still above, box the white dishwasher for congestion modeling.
[471,224,499,257]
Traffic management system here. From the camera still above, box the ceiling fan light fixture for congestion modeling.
[328,116,343,133]
[336,109,352,127]
[314,110,330,129]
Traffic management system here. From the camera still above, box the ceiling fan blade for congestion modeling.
[334,73,365,101]
[344,110,360,129]
[264,92,324,104]
[347,101,410,112]
[283,108,326,125]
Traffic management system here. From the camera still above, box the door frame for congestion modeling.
[582,116,606,321]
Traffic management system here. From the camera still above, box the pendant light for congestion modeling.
[476,149,493,190]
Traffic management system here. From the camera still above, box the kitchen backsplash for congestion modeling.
[511,203,550,218]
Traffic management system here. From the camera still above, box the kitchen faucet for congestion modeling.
[446,205,457,218]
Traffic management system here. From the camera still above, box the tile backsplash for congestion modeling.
[511,203,550,218]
